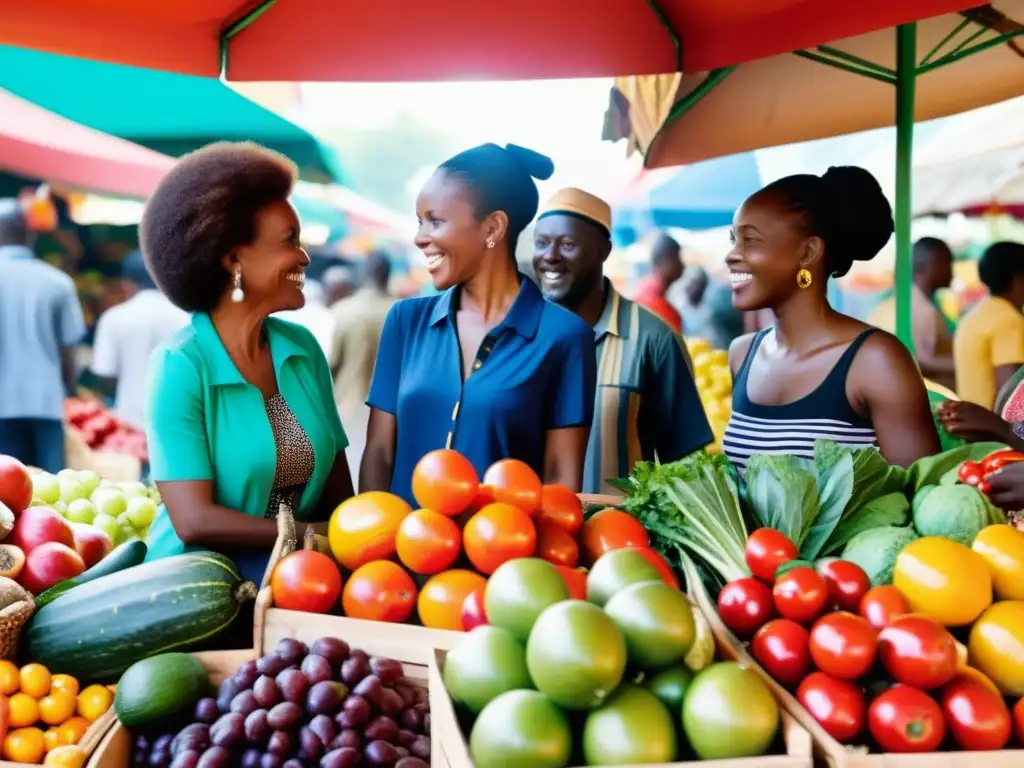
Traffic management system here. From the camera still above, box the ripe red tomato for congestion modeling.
[482,459,543,515]
[411,448,479,516]
[868,685,946,753]
[745,528,798,582]
[555,565,587,600]
[1013,697,1024,745]
[537,484,584,533]
[395,508,462,574]
[809,612,878,681]
[752,618,811,687]
[939,678,1012,751]
[816,559,871,612]
[623,547,679,590]
[0,456,32,514]
[580,509,649,563]
[878,615,958,690]
[463,502,537,575]
[858,585,909,631]
[535,519,579,567]
[796,671,866,742]
[342,560,417,623]
[271,549,343,614]
[772,567,829,624]
[717,577,776,637]
[418,569,487,631]
[460,588,488,632]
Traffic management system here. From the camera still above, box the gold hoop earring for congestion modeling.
[231,265,245,303]
[796,269,813,289]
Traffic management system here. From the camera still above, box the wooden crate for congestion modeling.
[685,561,1024,768]
[1,704,117,768]
[429,643,812,768]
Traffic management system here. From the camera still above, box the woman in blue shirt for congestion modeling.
[140,142,354,580]
[361,144,597,503]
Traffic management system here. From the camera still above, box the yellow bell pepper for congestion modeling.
[893,537,993,626]
[968,601,1024,697]
[972,525,1024,601]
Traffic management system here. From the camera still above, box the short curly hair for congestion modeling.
[140,141,298,312]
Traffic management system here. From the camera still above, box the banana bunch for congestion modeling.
[686,337,731,454]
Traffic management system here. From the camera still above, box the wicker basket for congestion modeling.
[0,597,34,661]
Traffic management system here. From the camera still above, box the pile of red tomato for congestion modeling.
[271,449,677,634]
[717,528,1024,754]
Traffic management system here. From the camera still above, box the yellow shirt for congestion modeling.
[954,296,1024,407]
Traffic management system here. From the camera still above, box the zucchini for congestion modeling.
[34,539,148,609]
[26,552,257,683]
[115,652,212,728]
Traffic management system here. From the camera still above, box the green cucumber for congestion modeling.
[115,652,212,728]
[34,539,148,609]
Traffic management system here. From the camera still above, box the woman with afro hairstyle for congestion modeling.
[721,166,940,471]
[361,144,597,503]
[140,142,353,578]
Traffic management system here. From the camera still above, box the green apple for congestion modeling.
[31,473,60,505]
[93,514,120,542]
[91,487,127,518]
[119,482,148,501]
[65,498,96,524]
[58,475,88,503]
[77,470,101,496]
[124,496,157,529]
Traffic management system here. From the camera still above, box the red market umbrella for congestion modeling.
[0,0,986,81]
[0,89,171,198]
[609,1,1024,348]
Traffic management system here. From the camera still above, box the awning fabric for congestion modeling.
[0,0,982,82]
[0,44,343,183]
[0,89,171,199]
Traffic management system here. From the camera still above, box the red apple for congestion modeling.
[9,506,75,554]
[0,456,32,514]
[71,524,112,568]
[20,542,85,594]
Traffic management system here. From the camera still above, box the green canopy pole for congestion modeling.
[894,23,917,353]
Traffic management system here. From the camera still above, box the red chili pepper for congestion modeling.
[981,450,1024,474]
[978,481,992,495]
[958,461,984,486]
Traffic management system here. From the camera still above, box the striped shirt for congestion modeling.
[723,328,879,471]
[584,283,713,494]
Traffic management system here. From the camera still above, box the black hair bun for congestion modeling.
[504,144,555,181]
[820,165,894,274]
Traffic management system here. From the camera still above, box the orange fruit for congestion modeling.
[0,661,19,695]
[75,685,112,723]
[418,569,488,631]
[411,449,479,517]
[43,728,61,753]
[19,664,51,699]
[580,508,649,564]
[538,484,584,533]
[535,519,580,568]
[43,745,87,768]
[56,717,90,746]
[556,565,588,601]
[341,561,417,623]
[328,492,412,570]
[4,726,45,764]
[39,691,76,726]
[463,503,537,575]
[49,676,79,698]
[9,693,38,728]
[482,459,542,515]
[395,509,462,575]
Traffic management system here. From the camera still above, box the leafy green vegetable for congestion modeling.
[620,452,750,585]
[805,450,854,560]
[905,442,1008,493]
[913,484,988,546]
[745,455,820,548]
[843,525,919,585]
[822,492,910,555]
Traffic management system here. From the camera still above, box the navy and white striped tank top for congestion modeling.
[723,328,879,472]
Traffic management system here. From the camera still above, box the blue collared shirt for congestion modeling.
[0,245,85,420]
[367,276,596,504]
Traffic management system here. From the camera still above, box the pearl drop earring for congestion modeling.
[230,266,245,303]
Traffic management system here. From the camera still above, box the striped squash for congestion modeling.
[25,552,257,683]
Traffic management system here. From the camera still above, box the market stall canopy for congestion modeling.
[0,0,984,81]
[0,44,343,183]
[0,88,171,199]
[612,1,1024,169]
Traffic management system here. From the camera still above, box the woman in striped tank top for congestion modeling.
[722,167,941,472]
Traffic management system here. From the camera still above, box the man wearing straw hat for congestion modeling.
[532,188,713,494]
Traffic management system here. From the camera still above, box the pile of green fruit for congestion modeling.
[442,551,782,767]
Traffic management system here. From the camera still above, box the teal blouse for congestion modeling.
[143,313,347,564]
